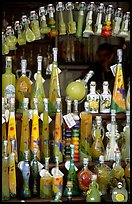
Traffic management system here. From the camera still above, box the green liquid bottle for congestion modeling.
[30,10,41,40]
[5,26,17,51]
[22,15,35,43]
[64,144,80,196]
[76,2,86,38]
[39,7,51,35]
[2,31,9,55]
[14,21,26,46]
[56,2,66,35]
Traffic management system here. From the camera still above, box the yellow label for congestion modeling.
[115,193,125,202]
[52,176,63,194]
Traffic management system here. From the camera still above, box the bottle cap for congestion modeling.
[2,97,5,104]
[70,144,74,149]
[117,182,123,189]
[37,55,43,62]
[83,157,88,165]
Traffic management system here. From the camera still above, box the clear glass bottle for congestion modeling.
[77,158,93,196]
[2,56,15,102]
[111,49,126,113]
[80,101,92,161]
[30,10,41,40]
[119,12,130,38]
[49,48,61,114]
[5,26,17,51]
[16,59,32,113]
[100,81,111,113]
[39,6,51,35]
[2,140,10,201]
[56,2,66,35]
[87,81,100,113]
[94,3,105,35]
[86,174,101,202]
[47,4,58,38]
[21,15,35,42]
[20,150,31,198]
[14,20,26,46]
[30,56,46,114]
[66,2,76,34]
[112,8,123,36]
[19,98,30,162]
[2,31,9,55]
[112,182,128,202]
[40,157,52,198]
[63,144,79,196]
[91,116,105,161]
[76,2,86,38]
[30,148,40,196]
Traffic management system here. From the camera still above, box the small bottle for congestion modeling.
[39,6,51,36]
[77,158,93,195]
[100,81,111,113]
[87,81,100,113]
[14,21,26,45]
[112,8,123,36]
[21,15,35,42]
[5,26,17,51]
[94,3,105,35]
[56,2,66,35]
[112,182,128,202]
[47,4,58,37]
[2,31,9,55]
[76,2,86,38]
[30,10,41,40]
[65,2,76,35]
[119,12,130,38]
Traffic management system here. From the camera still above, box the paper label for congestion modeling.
[4,84,15,101]
[65,160,78,171]
[63,113,76,128]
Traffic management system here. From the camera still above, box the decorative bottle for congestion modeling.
[80,101,92,161]
[87,81,100,113]
[76,2,86,38]
[16,59,32,113]
[56,2,66,35]
[77,158,93,196]
[119,12,130,38]
[111,49,126,113]
[14,20,26,45]
[30,55,46,114]
[49,48,61,114]
[100,81,111,113]
[30,10,41,40]
[63,144,80,196]
[47,4,58,37]
[5,26,17,51]
[94,3,105,35]
[39,6,51,35]
[112,182,128,202]
[112,8,123,36]
[2,31,9,55]
[66,2,76,34]
[21,15,35,42]
[91,116,105,161]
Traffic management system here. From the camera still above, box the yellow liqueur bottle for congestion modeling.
[2,56,15,103]
[14,20,26,46]
[30,10,41,40]
[5,26,17,51]
[2,31,9,55]
[16,59,32,113]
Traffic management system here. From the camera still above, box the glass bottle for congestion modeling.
[31,98,40,160]
[30,56,46,114]
[39,6,51,35]
[126,81,130,110]
[83,2,95,37]
[9,139,16,197]
[2,31,9,55]
[48,48,61,114]
[77,158,93,196]
[56,2,66,35]
[111,49,126,113]
[76,2,86,38]
[119,12,130,38]
[91,116,105,161]
[8,97,18,163]
[66,2,76,34]
[2,56,15,102]
[41,98,50,163]
[86,174,101,202]
[94,3,105,35]
[63,144,80,196]
[87,81,100,113]
[112,182,128,202]
[105,109,120,161]
[30,10,41,40]
[40,157,52,198]
[20,150,31,198]
[124,158,130,194]
[51,156,64,195]
[66,70,94,102]
[112,8,123,36]
[2,140,10,201]
[14,20,26,46]
[80,101,92,161]
[53,98,63,163]
[19,98,30,162]
[21,15,35,42]
[5,26,17,51]
[16,59,32,113]
[100,81,111,113]
[72,100,80,162]
[30,148,40,196]
[94,155,112,195]
[111,150,126,190]
[47,4,58,38]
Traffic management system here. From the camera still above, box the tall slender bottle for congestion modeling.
[2,140,10,201]
[94,3,105,35]
[100,81,111,113]
[8,97,18,163]
[19,98,30,161]
[111,49,126,112]
[30,148,40,196]
[2,56,15,102]
[16,59,32,113]
[49,48,61,114]
[91,116,105,161]
[30,56,46,114]
[30,10,41,40]
[40,157,52,198]
[56,2,66,35]
[80,101,92,161]
[9,139,16,197]
[31,98,40,160]
[41,98,50,163]
[64,144,79,196]
[54,98,63,163]
[72,100,80,162]
[112,8,123,36]
[76,2,86,38]
[66,2,76,34]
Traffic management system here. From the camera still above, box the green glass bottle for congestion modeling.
[30,10,41,40]
[14,21,26,46]
[2,31,9,55]
[63,144,80,196]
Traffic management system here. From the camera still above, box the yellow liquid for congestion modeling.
[40,175,52,198]
[2,72,16,98]
[17,33,26,46]
[25,27,35,42]
[30,20,41,40]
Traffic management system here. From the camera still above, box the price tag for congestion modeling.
[63,113,76,128]
[65,161,78,171]
[34,73,45,83]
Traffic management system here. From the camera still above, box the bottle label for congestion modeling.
[4,84,15,101]
[52,177,63,194]
[63,113,76,128]
[115,193,125,202]
[100,94,111,113]
[87,94,99,113]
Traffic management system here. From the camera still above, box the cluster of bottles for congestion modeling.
[2,2,130,55]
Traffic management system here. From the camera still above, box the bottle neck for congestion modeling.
[3,141,8,157]
[83,71,94,84]
[5,60,12,73]
[45,158,49,172]
[70,147,74,166]
[37,60,42,73]
[73,101,78,115]
[44,102,48,113]
[67,101,71,114]
[90,84,96,93]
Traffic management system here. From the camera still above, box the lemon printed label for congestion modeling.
[116,193,125,202]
